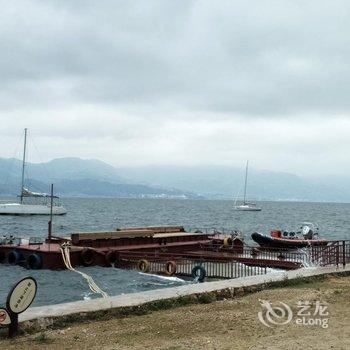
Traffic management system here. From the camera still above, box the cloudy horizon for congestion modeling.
[1,1,349,176]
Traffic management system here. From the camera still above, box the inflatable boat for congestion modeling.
[251,223,328,249]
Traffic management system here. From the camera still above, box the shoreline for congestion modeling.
[19,265,350,326]
[1,267,349,349]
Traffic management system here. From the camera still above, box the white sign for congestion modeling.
[0,308,11,325]
[7,277,37,314]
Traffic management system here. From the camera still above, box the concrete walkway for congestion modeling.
[20,265,350,323]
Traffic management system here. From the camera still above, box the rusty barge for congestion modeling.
[1,225,349,277]
[0,226,245,270]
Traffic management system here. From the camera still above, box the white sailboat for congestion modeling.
[233,161,261,212]
[0,129,67,215]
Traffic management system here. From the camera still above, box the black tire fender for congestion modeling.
[105,250,119,265]
[8,250,25,265]
[80,248,95,266]
[191,265,206,282]
[27,253,43,269]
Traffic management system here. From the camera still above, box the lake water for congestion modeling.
[0,198,349,307]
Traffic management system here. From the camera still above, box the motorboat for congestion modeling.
[251,223,328,249]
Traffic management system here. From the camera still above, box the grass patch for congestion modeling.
[34,332,53,344]
[265,274,328,290]
[333,289,343,295]
[197,293,216,304]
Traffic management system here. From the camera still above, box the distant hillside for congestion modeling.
[1,157,349,202]
[0,158,198,198]
[117,165,350,202]
[0,157,125,183]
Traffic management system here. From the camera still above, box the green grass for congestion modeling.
[34,332,53,344]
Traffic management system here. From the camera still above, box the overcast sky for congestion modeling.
[0,0,349,176]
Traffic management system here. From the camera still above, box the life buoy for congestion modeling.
[138,259,150,272]
[223,237,233,247]
[27,253,43,269]
[80,248,95,266]
[8,250,25,265]
[191,265,206,282]
[105,250,119,265]
[165,261,177,275]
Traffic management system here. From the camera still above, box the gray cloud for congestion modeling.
[0,1,350,175]
[1,0,350,115]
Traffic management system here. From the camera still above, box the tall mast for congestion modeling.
[20,128,28,204]
[243,160,249,205]
[48,183,54,242]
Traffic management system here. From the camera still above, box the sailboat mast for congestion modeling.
[20,128,28,204]
[243,160,249,205]
[48,183,54,242]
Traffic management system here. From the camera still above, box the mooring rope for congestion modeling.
[60,243,109,298]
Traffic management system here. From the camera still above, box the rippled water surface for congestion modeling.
[0,198,349,306]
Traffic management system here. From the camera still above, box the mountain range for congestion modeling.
[117,165,350,202]
[0,158,198,199]
[0,157,349,202]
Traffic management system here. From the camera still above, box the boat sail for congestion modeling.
[0,129,67,215]
[233,161,261,211]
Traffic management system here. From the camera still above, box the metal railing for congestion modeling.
[186,227,242,235]
[199,240,350,268]
[115,239,350,274]
[0,236,44,246]
[310,240,350,267]
[124,257,267,279]
[200,242,308,262]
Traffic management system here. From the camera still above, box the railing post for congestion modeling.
[343,240,346,267]
[336,243,339,267]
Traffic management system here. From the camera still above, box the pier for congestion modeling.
[1,227,350,281]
